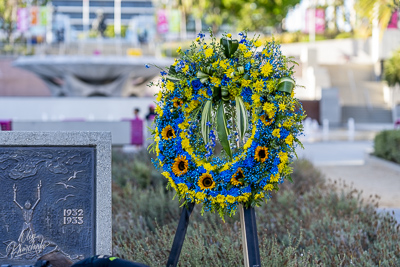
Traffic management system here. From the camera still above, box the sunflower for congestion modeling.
[254,146,268,163]
[172,155,188,176]
[173,97,183,108]
[198,172,215,190]
[161,125,176,140]
[231,168,244,186]
[260,115,274,126]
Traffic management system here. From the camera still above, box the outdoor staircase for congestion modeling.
[322,64,392,124]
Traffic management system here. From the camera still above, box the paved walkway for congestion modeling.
[297,140,400,222]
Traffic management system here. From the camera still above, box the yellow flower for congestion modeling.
[250,70,258,79]
[231,168,244,186]
[155,105,163,117]
[224,68,234,77]
[278,163,285,172]
[195,191,206,201]
[216,194,225,203]
[212,59,220,69]
[270,173,280,183]
[166,80,175,91]
[283,119,293,128]
[178,183,188,193]
[182,65,189,73]
[227,33,232,38]
[254,146,268,163]
[285,134,294,146]
[263,102,276,119]
[176,46,181,53]
[279,151,289,164]
[156,90,162,102]
[203,44,207,49]
[241,79,251,87]
[261,62,273,77]
[254,40,262,47]
[239,44,246,51]
[255,193,264,200]
[272,129,280,138]
[251,94,261,106]
[279,102,286,112]
[253,80,264,92]
[198,173,215,190]
[244,51,252,58]
[205,48,213,58]
[226,195,236,203]
[210,76,221,87]
[196,37,200,42]
[162,171,177,190]
[262,49,271,57]
[219,59,228,70]
[161,125,176,140]
[172,155,189,176]
[263,184,274,191]
[220,163,231,172]
[172,59,178,66]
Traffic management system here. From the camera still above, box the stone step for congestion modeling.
[342,106,392,123]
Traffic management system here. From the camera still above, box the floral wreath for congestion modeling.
[149,31,306,218]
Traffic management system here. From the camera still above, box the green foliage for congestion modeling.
[384,48,400,87]
[374,129,400,163]
[112,149,400,266]
[104,25,128,38]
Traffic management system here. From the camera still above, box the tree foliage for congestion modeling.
[355,0,398,31]
[175,0,301,33]
[384,48,400,87]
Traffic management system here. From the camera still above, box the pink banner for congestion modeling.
[17,8,29,32]
[304,8,325,34]
[388,10,398,29]
[157,9,168,34]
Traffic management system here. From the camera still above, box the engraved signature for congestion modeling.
[5,230,49,259]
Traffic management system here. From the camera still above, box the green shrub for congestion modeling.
[374,129,400,164]
[112,149,400,266]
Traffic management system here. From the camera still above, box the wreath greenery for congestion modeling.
[149,31,306,218]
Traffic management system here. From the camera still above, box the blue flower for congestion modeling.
[160,71,167,76]
[145,64,150,68]
[191,79,202,91]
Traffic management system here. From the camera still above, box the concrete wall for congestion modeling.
[13,121,132,145]
[0,97,156,121]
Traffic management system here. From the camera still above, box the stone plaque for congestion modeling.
[0,132,111,265]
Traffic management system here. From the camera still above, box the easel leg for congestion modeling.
[240,205,261,267]
[166,202,195,267]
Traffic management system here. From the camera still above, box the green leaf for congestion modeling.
[277,77,295,94]
[212,86,221,101]
[216,102,232,159]
[235,96,248,141]
[220,38,239,58]
[201,100,212,145]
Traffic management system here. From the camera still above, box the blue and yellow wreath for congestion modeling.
[149,31,306,218]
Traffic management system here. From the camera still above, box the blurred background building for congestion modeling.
[0,0,399,145]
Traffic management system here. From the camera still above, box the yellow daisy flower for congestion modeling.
[205,48,213,58]
[166,80,175,91]
[261,62,273,77]
[254,40,262,47]
[253,80,264,92]
[272,129,280,138]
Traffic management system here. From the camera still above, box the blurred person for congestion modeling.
[35,252,149,267]
[145,105,156,121]
[133,108,140,120]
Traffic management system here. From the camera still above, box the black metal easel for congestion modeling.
[166,204,261,267]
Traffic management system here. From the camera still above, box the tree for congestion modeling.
[0,0,21,43]
[355,0,398,31]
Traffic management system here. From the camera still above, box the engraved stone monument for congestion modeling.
[0,132,111,266]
